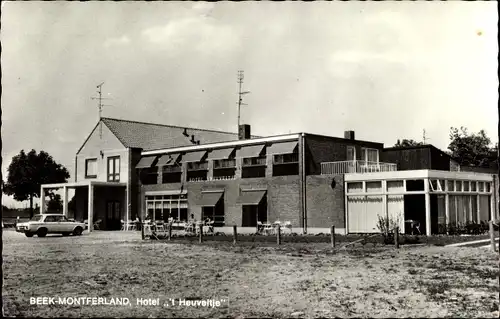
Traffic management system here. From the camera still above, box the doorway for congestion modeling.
[106,201,121,230]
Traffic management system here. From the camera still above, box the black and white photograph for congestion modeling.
[1,1,499,318]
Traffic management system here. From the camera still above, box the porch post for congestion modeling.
[62,185,68,217]
[490,182,494,221]
[424,178,431,236]
[125,186,129,223]
[476,182,481,223]
[445,180,450,233]
[88,183,94,233]
[40,185,45,213]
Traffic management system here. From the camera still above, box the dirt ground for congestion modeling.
[2,230,499,318]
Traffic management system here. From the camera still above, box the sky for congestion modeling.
[1,1,498,208]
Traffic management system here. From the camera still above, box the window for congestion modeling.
[85,158,97,178]
[107,156,120,182]
[214,159,236,169]
[145,194,188,222]
[347,146,355,161]
[273,153,299,164]
[162,166,182,184]
[463,181,470,192]
[187,161,208,171]
[243,156,266,166]
[140,167,158,185]
[361,148,379,163]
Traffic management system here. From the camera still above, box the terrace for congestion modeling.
[321,160,397,175]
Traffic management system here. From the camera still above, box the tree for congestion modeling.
[448,127,496,167]
[3,150,70,217]
[46,194,63,212]
[394,139,424,147]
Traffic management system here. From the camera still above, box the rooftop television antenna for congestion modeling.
[91,82,113,138]
[237,70,250,133]
[423,129,430,144]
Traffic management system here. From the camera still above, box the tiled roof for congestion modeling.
[101,117,244,151]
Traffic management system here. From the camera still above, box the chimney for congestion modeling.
[239,124,251,140]
[344,130,355,140]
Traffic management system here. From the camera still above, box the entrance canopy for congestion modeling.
[40,180,127,233]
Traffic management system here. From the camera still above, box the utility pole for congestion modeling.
[91,82,112,139]
[237,70,250,133]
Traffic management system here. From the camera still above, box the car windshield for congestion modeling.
[30,215,43,222]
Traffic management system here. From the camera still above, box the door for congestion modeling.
[106,201,121,230]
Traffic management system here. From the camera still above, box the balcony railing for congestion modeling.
[321,160,397,175]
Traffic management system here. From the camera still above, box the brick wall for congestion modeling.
[305,134,384,175]
[140,174,348,230]
[306,175,344,228]
[141,175,301,227]
[129,148,142,220]
[381,148,431,170]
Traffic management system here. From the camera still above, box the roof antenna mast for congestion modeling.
[91,82,112,138]
[237,70,250,133]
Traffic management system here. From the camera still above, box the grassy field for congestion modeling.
[2,230,499,318]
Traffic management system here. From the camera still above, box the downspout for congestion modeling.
[301,133,307,234]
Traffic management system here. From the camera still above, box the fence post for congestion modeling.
[233,225,238,244]
[331,225,336,248]
[167,222,172,241]
[490,220,496,251]
[395,226,399,249]
[199,224,203,244]
[277,224,281,245]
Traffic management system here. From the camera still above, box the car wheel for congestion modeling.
[25,232,34,238]
[73,227,83,236]
[37,228,48,237]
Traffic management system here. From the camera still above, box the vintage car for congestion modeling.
[16,214,86,237]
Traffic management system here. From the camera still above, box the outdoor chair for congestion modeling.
[142,221,153,236]
[204,221,215,235]
[93,219,102,230]
[257,221,265,234]
[263,223,275,236]
[184,222,195,234]
[155,221,166,236]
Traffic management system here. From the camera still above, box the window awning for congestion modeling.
[180,151,207,163]
[236,145,265,158]
[145,190,187,196]
[136,156,157,169]
[236,190,266,205]
[156,154,181,166]
[197,191,223,207]
[267,141,298,155]
[206,148,235,160]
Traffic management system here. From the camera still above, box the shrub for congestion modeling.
[376,213,403,245]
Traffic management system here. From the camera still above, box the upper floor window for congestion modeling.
[273,153,299,164]
[361,148,379,163]
[85,158,97,178]
[243,156,266,166]
[346,146,356,161]
[214,159,236,169]
[107,156,120,182]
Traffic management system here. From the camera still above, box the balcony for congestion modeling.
[321,160,397,175]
